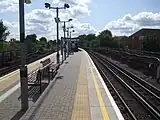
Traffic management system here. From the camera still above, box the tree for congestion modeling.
[25,34,38,53]
[39,37,47,49]
[0,20,10,51]
[39,37,47,43]
[97,29,113,47]
[8,38,20,58]
[47,40,56,51]
[78,34,87,47]
[86,34,96,42]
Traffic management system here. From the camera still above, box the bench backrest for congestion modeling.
[40,58,51,67]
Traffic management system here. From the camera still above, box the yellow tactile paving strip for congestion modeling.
[71,55,90,120]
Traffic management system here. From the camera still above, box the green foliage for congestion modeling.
[78,29,121,49]
[78,34,87,47]
[0,20,10,52]
[86,34,96,42]
[47,40,56,50]
[97,30,113,47]
[25,34,39,53]
[8,38,20,51]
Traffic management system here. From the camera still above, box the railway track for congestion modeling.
[89,51,160,120]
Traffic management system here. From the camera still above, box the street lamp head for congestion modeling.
[64,3,70,9]
[45,3,50,8]
[71,26,74,28]
[68,19,73,22]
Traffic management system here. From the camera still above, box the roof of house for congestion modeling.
[129,28,160,38]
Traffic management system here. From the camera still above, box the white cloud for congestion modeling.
[0,0,18,13]
[52,0,91,18]
[4,8,96,40]
[2,0,96,40]
[3,20,19,40]
[25,9,56,38]
[105,12,160,36]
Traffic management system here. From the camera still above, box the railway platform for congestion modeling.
[0,52,62,120]
[20,49,124,120]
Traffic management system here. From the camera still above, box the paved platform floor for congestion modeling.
[21,50,124,120]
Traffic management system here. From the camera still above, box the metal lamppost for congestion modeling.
[45,3,70,64]
[60,19,72,60]
[70,30,75,38]
[19,0,28,111]
[70,30,75,54]
[66,26,74,56]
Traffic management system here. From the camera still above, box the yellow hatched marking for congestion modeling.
[71,56,90,120]
[90,63,110,120]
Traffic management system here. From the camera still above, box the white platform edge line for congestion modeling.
[0,83,20,103]
[82,49,124,120]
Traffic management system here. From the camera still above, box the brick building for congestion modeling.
[129,28,160,49]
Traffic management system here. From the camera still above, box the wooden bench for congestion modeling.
[28,69,42,93]
[40,58,60,82]
[49,63,60,79]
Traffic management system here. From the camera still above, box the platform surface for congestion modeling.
[20,50,124,120]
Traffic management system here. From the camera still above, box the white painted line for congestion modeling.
[0,83,20,103]
[83,49,124,120]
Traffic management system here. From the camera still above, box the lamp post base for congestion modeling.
[57,53,60,64]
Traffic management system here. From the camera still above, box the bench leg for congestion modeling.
[48,71,51,84]
[40,79,42,94]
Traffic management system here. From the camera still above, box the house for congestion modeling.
[129,28,160,49]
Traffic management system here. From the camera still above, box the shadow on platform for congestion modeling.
[13,75,63,120]
[65,61,69,64]
[11,109,26,120]
[15,82,48,120]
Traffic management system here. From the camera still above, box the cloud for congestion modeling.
[105,12,160,36]
[69,19,96,37]
[0,0,18,13]
[2,0,96,40]
[52,0,91,18]
[25,9,56,38]
[25,9,96,39]
[4,8,96,40]
[3,20,19,40]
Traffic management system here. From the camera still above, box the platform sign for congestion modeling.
[24,0,31,4]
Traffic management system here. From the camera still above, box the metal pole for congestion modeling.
[61,37,63,63]
[56,8,60,64]
[67,28,69,57]
[69,31,72,54]
[64,22,66,60]
[19,0,28,111]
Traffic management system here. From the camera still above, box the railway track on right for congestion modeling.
[89,51,160,120]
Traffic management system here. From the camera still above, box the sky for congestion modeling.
[1,0,160,40]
